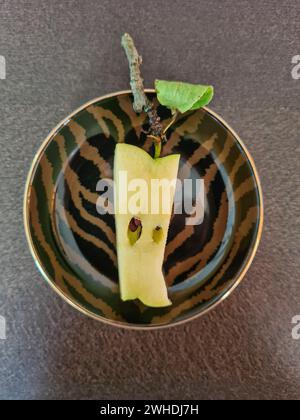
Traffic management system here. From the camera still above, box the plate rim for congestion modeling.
[23,89,264,330]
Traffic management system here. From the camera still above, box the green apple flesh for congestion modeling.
[114,143,180,307]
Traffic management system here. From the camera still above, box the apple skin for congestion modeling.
[114,144,180,307]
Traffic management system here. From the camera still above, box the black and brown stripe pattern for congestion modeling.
[24,91,263,328]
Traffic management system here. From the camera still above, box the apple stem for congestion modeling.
[147,135,162,159]
[154,141,162,159]
[121,33,167,157]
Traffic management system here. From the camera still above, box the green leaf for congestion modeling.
[155,80,214,113]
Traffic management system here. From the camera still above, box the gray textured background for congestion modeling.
[0,0,299,400]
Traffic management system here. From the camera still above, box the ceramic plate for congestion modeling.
[24,90,263,329]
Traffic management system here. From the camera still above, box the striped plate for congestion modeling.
[24,90,263,329]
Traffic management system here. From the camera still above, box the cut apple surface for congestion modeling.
[114,143,180,307]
